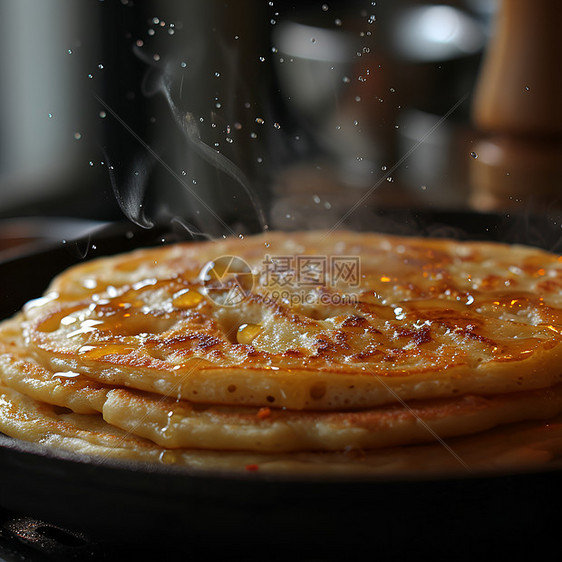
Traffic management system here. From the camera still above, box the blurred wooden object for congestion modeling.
[470,0,562,211]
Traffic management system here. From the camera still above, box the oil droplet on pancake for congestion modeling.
[52,370,81,378]
[78,343,135,359]
[161,409,174,440]
[158,450,178,464]
[23,292,59,312]
[173,288,204,308]
[66,319,104,338]
[237,323,262,345]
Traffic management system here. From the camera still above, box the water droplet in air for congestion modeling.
[470,152,478,159]
[48,113,53,119]
[74,132,82,140]
[99,111,106,118]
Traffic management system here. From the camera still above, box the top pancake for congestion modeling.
[18,230,562,410]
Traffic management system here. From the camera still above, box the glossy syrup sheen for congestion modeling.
[17,230,562,410]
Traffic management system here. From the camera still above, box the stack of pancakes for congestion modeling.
[2,230,562,475]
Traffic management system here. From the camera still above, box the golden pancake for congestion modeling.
[1,382,562,476]
[4,321,562,454]
[18,231,562,410]
[2,229,562,474]
[100,384,562,453]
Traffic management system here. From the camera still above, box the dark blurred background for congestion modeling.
[5,0,558,255]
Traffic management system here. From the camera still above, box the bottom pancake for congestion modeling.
[2,383,562,477]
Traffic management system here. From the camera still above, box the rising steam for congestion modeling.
[100,39,269,239]
[154,70,268,231]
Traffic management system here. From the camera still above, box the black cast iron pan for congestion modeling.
[1,210,562,558]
